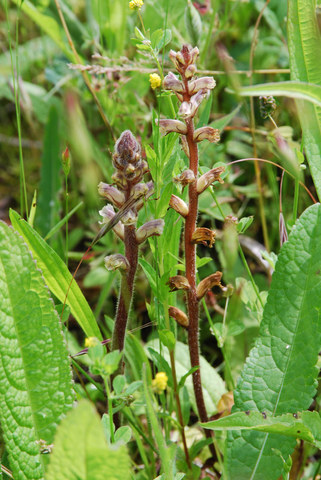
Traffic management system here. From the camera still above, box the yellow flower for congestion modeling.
[85,337,100,348]
[152,372,168,394]
[129,0,144,10]
[149,73,162,90]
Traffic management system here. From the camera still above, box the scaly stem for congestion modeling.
[112,225,138,353]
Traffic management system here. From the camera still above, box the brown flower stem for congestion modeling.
[184,116,215,456]
[112,224,138,353]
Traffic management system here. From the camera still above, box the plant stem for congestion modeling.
[111,225,138,353]
[104,378,115,443]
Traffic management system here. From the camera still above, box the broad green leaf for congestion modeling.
[225,203,321,480]
[146,340,226,415]
[0,222,73,480]
[288,0,321,200]
[10,210,102,340]
[10,0,73,60]
[203,410,321,448]
[238,81,321,108]
[35,106,61,240]
[45,400,131,480]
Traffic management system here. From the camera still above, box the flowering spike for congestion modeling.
[167,275,191,292]
[196,166,225,194]
[136,219,165,244]
[196,272,222,301]
[104,254,130,272]
[191,227,216,247]
[169,195,189,217]
[193,127,220,144]
[168,306,189,328]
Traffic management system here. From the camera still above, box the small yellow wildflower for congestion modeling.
[152,372,168,394]
[129,0,144,10]
[85,337,100,348]
[149,73,162,90]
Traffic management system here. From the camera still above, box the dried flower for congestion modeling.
[156,118,187,136]
[191,227,216,247]
[104,254,129,272]
[129,0,144,10]
[196,272,222,300]
[193,127,220,144]
[98,182,125,207]
[149,73,162,90]
[168,306,189,328]
[152,372,168,394]
[196,166,225,194]
[188,76,216,95]
[163,72,185,93]
[174,169,195,187]
[169,194,189,217]
[167,275,191,292]
[136,219,165,244]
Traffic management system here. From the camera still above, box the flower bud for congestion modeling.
[61,147,70,176]
[169,194,189,217]
[191,227,216,247]
[168,306,189,328]
[99,204,124,240]
[197,166,225,194]
[98,182,125,207]
[188,76,216,95]
[163,72,185,93]
[167,275,190,292]
[156,118,187,136]
[193,127,220,144]
[113,130,141,169]
[169,49,185,69]
[104,254,129,272]
[136,219,165,244]
[174,169,195,187]
[196,271,222,300]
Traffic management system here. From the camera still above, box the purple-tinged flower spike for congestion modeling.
[193,127,220,144]
[99,205,124,240]
[104,254,129,272]
[168,306,189,328]
[196,272,222,301]
[136,219,165,244]
[174,169,195,188]
[167,275,191,292]
[163,72,185,93]
[114,130,141,168]
[169,195,189,217]
[169,45,199,74]
[157,119,187,136]
[98,182,125,207]
[197,166,225,194]
[188,77,216,95]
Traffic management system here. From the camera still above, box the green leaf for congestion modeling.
[203,410,321,448]
[210,104,241,131]
[225,203,321,480]
[146,340,226,415]
[45,400,131,480]
[35,106,61,239]
[0,221,73,480]
[10,210,102,340]
[184,0,202,46]
[238,81,321,108]
[288,0,321,200]
[11,0,73,60]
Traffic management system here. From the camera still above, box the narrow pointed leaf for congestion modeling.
[288,0,321,200]
[10,209,102,340]
[0,222,74,480]
[225,203,321,480]
[45,400,131,480]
